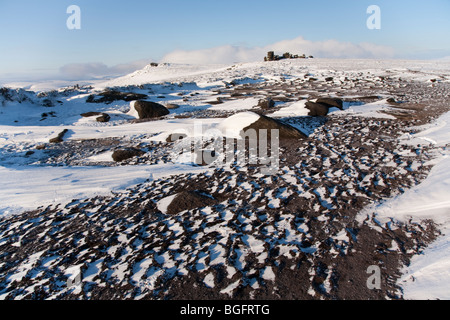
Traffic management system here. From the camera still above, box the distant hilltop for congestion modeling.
[264,51,314,62]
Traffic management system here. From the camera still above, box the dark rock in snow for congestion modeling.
[81,112,103,117]
[207,97,224,105]
[316,97,344,110]
[96,113,111,123]
[243,114,308,140]
[257,97,275,109]
[166,133,188,143]
[87,90,148,104]
[166,191,218,215]
[112,148,145,162]
[42,99,54,107]
[387,98,398,104]
[353,96,380,101]
[81,112,111,122]
[49,129,69,143]
[165,103,180,109]
[133,101,170,119]
[305,102,330,117]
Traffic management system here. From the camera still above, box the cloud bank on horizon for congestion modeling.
[160,36,396,65]
[59,59,150,81]
[55,36,396,81]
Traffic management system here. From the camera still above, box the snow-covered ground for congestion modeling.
[0,164,210,217]
[4,58,450,93]
[1,58,450,299]
[361,111,450,299]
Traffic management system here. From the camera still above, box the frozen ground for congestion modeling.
[0,58,449,300]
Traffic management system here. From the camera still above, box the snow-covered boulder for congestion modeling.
[218,112,261,138]
[218,111,307,140]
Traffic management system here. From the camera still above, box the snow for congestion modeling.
[95,63,229,89]
[203,273,215,288]
[157,194,178,214]
[271,100,310,118]
[127,100,140,119]
[217,111,261,138]
[404,111,450,147]
[261,266,276,282]
[85,151,114,162]
[208,97,259,111]
[360,110,450,299]
[332,99,396,119]
[400,236,450,300]
[0,164,208,216]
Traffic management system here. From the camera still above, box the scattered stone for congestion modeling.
[36,144,46,150]
[354,96,380,101]
[96,113,110,123]
[166,103,180,109]
[81,112,102,117]
[257,97,275,109]
[208,98,224,105]
[87,90,148,104]
[49,129,69,144]
[42,99,54,107]
[81,112,111,122]
[387,98,398,104]
[166,191,218,215]
[112,148,145,162]
[166,133,188,143]
[316,97,344,110]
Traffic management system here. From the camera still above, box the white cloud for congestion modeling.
[161,36,396,64]
[4,36,396,84]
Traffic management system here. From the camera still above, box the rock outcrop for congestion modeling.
[132,101,170,119]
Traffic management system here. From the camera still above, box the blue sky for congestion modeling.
[1,0,449,82]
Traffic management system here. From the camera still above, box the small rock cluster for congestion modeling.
[264,51,314,62]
